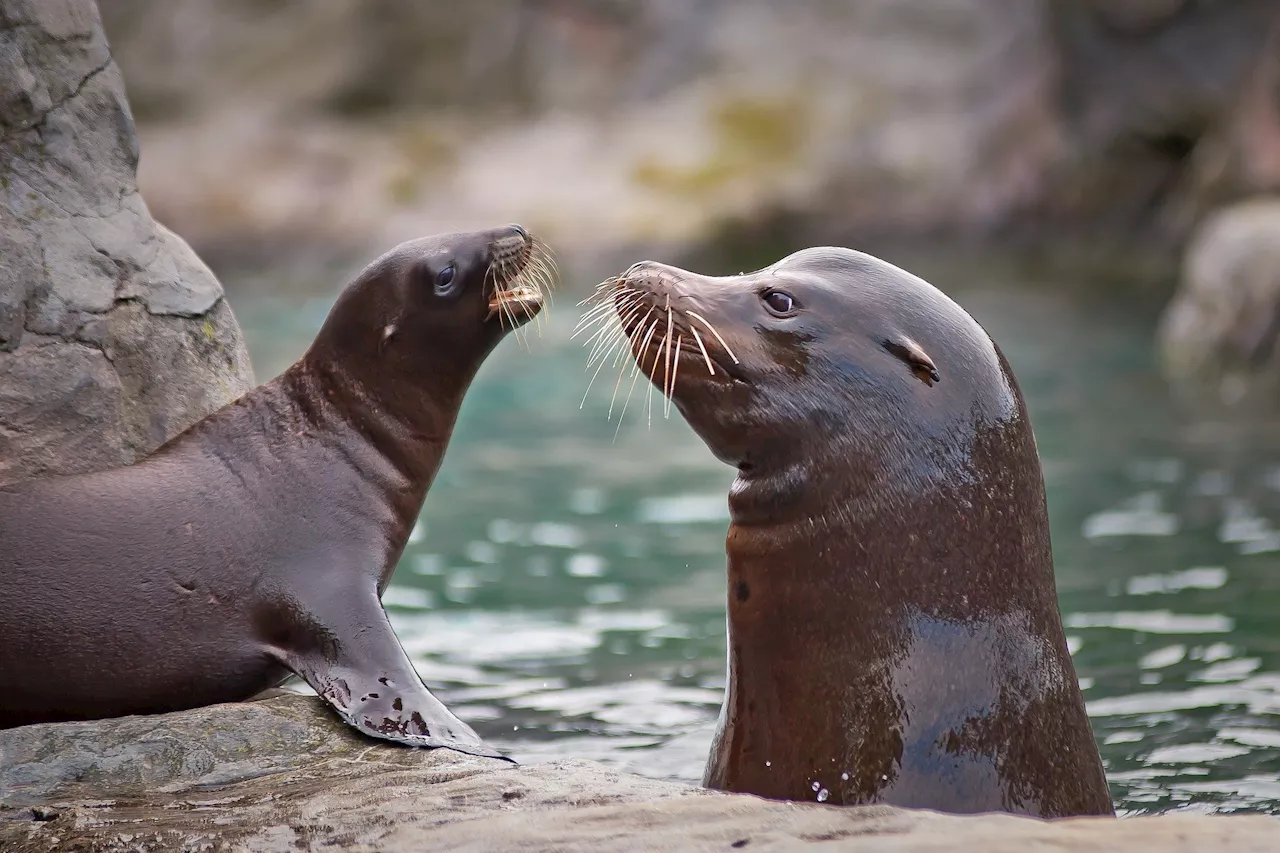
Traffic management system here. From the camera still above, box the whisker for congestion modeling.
[690,328,716,375]
[580,325,629,409]
[661,298,673,419]
[617,306,654,372]
[573,284,638,337]
[584,298,642,370]
[666,336,682,419]
[608,311,654,420]
[573,299,624,338]
[578,275,622,305]
[614,317,659,439]
[631,316,660,380]
[685,311,740,364]
[616,307,650,371]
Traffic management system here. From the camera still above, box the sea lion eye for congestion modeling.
[434,264,457,295]
[762,290,796,316]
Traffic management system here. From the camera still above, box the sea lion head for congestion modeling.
[585,247,1020,504]
[307,224,553,399]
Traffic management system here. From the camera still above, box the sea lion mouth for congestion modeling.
[485,228,555,329]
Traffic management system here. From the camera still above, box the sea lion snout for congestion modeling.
[485,224,550,327]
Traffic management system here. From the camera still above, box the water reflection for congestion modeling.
[235,252,1280,815]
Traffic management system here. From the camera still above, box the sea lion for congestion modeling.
[577,248,1115,816]
[0,225,553,760]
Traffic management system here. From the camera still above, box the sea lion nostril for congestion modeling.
[509,223,529,241]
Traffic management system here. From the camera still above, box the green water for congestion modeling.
[233,250,1280,816]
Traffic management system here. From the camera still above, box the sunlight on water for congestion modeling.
[234,256,1280,815]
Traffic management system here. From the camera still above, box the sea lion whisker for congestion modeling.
[666,335,682,419]
[631,316,661,382]
[582,322,618,365]
[608,310,655,419]
[531,236,560,285]
[577,278,619,308]
[588,299,645,367]
[690,328,716,376]
[528,256,554,324]
[646,307,673,430]
[613,319,657,437]
[581,326,631,409]
[614,306,654,370]
[584,312,631,371]
[580,294,639,359]
[661,299,674,418]
[484,262,503,329]
[512,259,548,339]
[506,294,531,351]
[573,300,623,338]
[577,277,609,301]
[685,311,741,364]
[573,287,635,332]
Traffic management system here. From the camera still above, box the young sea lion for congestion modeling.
[0,225,553,760]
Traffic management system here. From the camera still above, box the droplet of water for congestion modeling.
[816,788,829,802]
[840,772,849,781]
[765,761,771,767]
[811,781,820,792]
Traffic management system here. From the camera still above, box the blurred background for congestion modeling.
[99,0,1280,815]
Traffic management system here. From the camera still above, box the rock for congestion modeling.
[0,693,1276,852]
[1085,0,1189,36]
[0,0,254,485]
[1157,197,1280,408]
[1036,1,1280,239]
[85,0,1280,271]
[91,0,1061,269]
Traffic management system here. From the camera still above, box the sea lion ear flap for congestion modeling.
[883,338,940,387]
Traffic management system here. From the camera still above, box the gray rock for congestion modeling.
[88,0,1279,265]
[1,692,1276,852]
[1158,197,1280,408]
[0,0,254,485]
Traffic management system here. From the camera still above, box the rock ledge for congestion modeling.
[1,693,1276,853]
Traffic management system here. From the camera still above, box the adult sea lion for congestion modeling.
[0,225,553,760]
[577,248,1114,816]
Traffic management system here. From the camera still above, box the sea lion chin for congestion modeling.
[0,224,554,761]
[580,247,1115,817]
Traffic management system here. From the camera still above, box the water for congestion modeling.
[233,250,1280,816]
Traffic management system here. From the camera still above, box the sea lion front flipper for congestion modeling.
[274,589,512,762]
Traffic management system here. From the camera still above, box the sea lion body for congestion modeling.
[0,225,550,758]
[585,248,1114,816]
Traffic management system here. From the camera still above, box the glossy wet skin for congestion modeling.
[606,248,1115,817]
[0,225,545,760]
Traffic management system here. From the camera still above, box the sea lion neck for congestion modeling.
[288,353,462,494]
